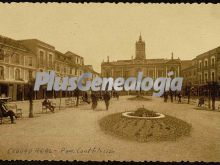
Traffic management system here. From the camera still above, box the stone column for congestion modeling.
[111,69,114,77]
[121,68,124,77]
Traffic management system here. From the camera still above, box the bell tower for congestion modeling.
[135,34,146,60]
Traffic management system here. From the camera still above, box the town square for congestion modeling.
[0,3,220,162]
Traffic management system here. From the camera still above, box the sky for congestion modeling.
[0,3,220,72]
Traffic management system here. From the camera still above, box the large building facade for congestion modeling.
[101,35,181,81]
[0,35,99,101]
[182,46,220,97]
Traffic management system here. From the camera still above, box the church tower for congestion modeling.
[135,34,146,60]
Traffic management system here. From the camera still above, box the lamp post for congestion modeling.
[186,82,192,104]
[28,78,35,118]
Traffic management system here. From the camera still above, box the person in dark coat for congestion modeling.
[74,88,80,107]
[0,101,17,124]
[91,92,98,110]
[103,91,111,110]
[164,92,168,102]
[178,92,182,103]
[169,91,173,102]
[198,97,205,107]
[42,98,55,113]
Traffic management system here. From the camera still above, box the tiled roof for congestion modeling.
[0,35,28,51]
[102,58,180,65]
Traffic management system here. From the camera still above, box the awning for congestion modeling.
[0,80,28,85]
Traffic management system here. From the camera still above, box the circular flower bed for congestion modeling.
[99,109,191,142]
[127,95,151,101]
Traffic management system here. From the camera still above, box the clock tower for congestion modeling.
[135,34,146,60]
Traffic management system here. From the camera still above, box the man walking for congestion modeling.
[91,92,98,110]
[103,91,111,110]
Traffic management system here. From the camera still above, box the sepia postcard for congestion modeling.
[0,3,220,162]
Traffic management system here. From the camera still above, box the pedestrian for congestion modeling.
[82,91,90,104]
[170,91,173,102]
[198,97,204,107]
[0,101,17,124]
[91,92,98,110]
[116,92,119,100]
[103,91,111,110]
[74,88,80,107]
[178,92,182,103]
[42,98,55,113]
[164,92,168,102]
[174,91,177,100]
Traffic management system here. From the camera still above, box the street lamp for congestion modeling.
[28,78,35,118]
[185,81,192,104]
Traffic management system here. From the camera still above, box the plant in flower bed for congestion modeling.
[99,111,191,142]
[129,108,159,117]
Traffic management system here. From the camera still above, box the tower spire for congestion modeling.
[135,34,146,60]
[139,32,142,41]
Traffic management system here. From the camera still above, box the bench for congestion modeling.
[7,104,22,118]
[42,102,56,113]
[65,98,75,108]
[0,103,22,124]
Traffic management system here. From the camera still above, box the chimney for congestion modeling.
[107,56,109,62]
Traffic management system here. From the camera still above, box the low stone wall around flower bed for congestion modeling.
[122,111,165,119]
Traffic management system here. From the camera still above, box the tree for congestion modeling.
[186,82,192,104]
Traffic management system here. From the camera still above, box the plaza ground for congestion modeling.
[0,96,220,162]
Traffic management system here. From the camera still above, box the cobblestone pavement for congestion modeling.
[0,96,220,162]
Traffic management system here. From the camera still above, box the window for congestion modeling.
[75,69,78,75]
[0,66,4,79]
[28,70,33,80]
[15,69,20,80]
[27,57,32,66]
[211,72,215,81]
[39,51,44,66]
[199,61,202,69]
[158,70,163,77]
[64,68,66,74]
[199,74,202,84]
[0,49,5,60]
[124,71,129,78]
[49,54,52,67]
[211,57,215,67]
[204,73,208,83]
[57,65,60,72]
[204,59,208,67]
[15,54,20,64]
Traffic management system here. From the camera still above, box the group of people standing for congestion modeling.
[91,91,111,110]
[82,90,119,110]
[163,91,182,103]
